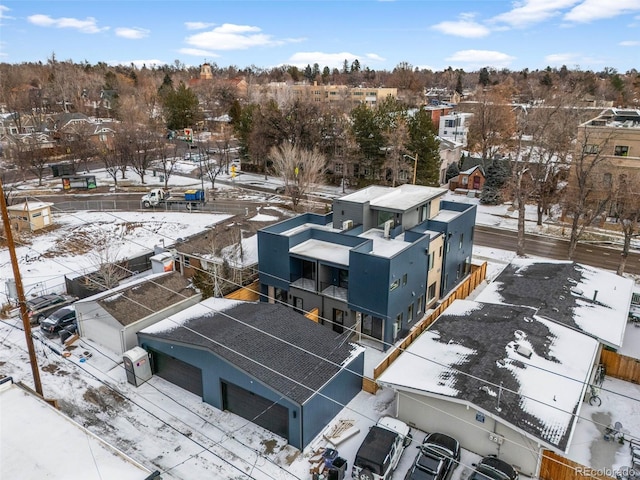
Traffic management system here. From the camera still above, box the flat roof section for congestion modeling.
[358,229,411,258]
[369,184,447,212]
[290,239,351,266]
[0,380,151,480]
[280,222,339,237]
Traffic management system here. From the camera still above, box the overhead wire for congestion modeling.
[1,190,638,477]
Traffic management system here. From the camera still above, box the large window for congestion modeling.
[584,144,599,154]
[428,252,435,271]
[417,294,424,314]
[407,303,414,323]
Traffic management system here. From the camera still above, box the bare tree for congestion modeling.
[467,85,517,167]
[155,139,180,189]
[270,142,327,211]
[610,170,640,275]
[564,129,616,259]
[84,233,129,291]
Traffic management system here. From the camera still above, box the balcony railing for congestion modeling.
[320,282,348,301]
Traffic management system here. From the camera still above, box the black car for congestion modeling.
[26,294,76,324]
[405,432,461,480]
[39,306,76,337]
[468,456,519,480]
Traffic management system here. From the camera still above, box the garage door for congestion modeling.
[151,349,203,398]
[222,381,289,440]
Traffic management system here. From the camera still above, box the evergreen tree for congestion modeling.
[162,82,202,130]
[480,158,510,205]
[445,162,460,183]
[455,73,463,95]
[407,109,440,186]
[478,67,490,86]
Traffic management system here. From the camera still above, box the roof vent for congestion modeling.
[515,343,533,359]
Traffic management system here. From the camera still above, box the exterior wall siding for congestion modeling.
[301,349,364,446]
[76,303,123,354]
[332,200,366,229]
[397,392,539,477]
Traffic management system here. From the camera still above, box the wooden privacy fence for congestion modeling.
[600,348,640,384]
[224,280,261,301]
[363,262,488,393]
[539,450,615,480]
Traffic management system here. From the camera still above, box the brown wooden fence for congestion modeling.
[224,280,261,301]
[600,348,640,384]
[539,450,615,480]
[362,262,488,393]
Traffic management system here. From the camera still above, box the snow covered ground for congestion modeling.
[3,169,640,479]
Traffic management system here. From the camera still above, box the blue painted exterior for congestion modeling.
[427,200,477,296]
[258,185,477,351]
[137,335,364,450]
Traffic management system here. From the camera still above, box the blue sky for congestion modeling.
[1,1,639,72]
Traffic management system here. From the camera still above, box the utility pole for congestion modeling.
[0,179,44,396]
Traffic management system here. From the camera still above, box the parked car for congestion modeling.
[26,294,76,324]
[39,306,76,337]
[404,432,461,480]
[468,456,519,480]
[351,416,412,480]
[59,322,78,343]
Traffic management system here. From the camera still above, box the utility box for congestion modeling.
[123,347,152,387]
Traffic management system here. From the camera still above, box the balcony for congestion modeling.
[320,282,348,302]
[291,277,316,292]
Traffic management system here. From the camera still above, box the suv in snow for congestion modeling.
[26,294,77,324]
[39,306,77,337]
[405,432,461,480]
[351,416,412,480]
[468,456,519,480]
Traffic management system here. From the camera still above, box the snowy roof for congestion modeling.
[358,229,412,258]
[281,222,339,237]
[377,300,599,452]
[290,238,351,266]
[460,165,484,175]
[139,299,364,404]
[339,185,393,203]
[0,379,152,479]
[475,259,633,348]
[78,271,198,326]
[369,184,447,212]
[430,208,462,222]
[6,201,53,211]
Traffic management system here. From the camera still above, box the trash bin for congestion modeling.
[322,448,339,468]
[327,457,347,480]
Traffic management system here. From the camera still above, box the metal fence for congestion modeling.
[51,200,254,216]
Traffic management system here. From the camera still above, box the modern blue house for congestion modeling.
[258,184,476,350]
[137,298,364,450]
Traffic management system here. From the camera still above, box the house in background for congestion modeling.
[438,137,464,185]
[258,184,476,350]
[7,201,54,232]
[75,271,201,355]
[438,111,473,147]
[137,298,364,450]
[377,300,600,477]
[448,165,485,193]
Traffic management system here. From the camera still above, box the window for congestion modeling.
[402,274,407,285]
[439,245,443,257]
[584,144,599,154]
[333,309,344,334]
[445,119,455,128]
[394,313,403,340]
[447,241,450,253]
[339,269,349,289]
[615,145,629,156]
[390,279,400,291]
[428,282,437,301]
[407,304,414,323]
[417,295,424,314]
[419,204,429,222]
[335,163,343,174]
[428,252,435,271]
[459,233,464,249]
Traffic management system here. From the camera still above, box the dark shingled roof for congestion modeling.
[98,272,197,326]
[139,302,359,404]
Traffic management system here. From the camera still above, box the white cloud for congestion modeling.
[178,47,221,58]
[446,49,515,68]
[185,22,215,30]
[286,51,361,69]
[619,40,640,46]
[491,0,580,28]
[565,0,640,22]
[432,16,491,38]
[185,23,303,51]
[0,5,13,22]
[27,14,108,34]
[543,52,604,68]
[115,27,150,40]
